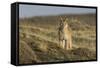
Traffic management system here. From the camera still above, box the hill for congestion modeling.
[19,14,96,64]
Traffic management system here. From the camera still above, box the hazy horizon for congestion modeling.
[19,4,96,18]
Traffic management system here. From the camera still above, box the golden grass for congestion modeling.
[19,14,96,64]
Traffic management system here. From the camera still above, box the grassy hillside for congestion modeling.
[19,14,96,64]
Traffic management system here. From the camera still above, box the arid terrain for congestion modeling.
[19,14,96,64]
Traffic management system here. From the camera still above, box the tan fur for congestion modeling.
[59,17,72,50]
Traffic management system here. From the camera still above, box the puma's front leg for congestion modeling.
[62,40,65,49]
[65,40,67,50]
[65,40,70,50]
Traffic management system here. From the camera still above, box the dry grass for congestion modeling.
[19,14,96,64]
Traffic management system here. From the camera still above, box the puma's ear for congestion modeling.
[59,16,64,23]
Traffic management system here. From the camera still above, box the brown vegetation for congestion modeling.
[19,14,96,64]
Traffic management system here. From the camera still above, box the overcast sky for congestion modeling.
[19,4,96,18]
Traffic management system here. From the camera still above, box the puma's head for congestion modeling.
[60,18,69,29]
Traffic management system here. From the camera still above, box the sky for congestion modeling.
[19,4,96,18]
